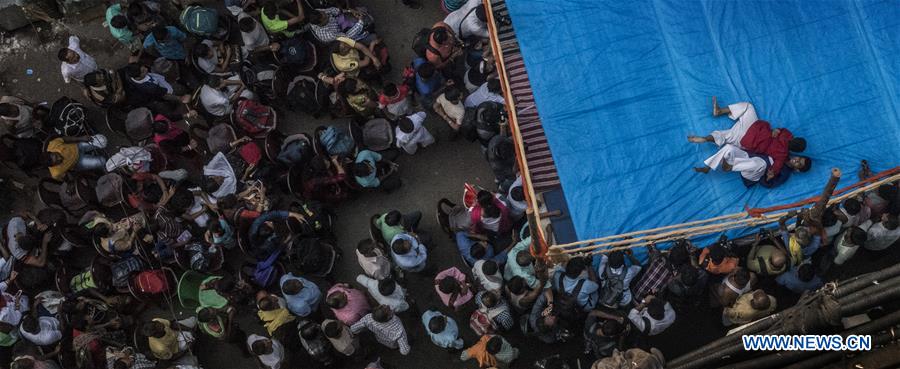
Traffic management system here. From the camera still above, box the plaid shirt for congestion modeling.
[307,8,366,43]
[350,314,410,355]
[475,291,514,331]
[632,255,675,301]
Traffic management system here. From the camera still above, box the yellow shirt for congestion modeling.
[46,138,79,180]
[331,37,361,77]
[148,318,179,360]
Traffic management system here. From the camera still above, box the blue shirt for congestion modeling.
[143,26,187,60]
[249,210,290,257]
[280,273,321,317]
[421,310,463,349]
[553,271,600,312]
[390,233,427,272]
[776,265,824,294]
[455,231,507,266]
[413,58,443,97]
[354,150,382,188]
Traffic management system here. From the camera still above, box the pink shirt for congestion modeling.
[328,284,370,326]
[434,267,473,309]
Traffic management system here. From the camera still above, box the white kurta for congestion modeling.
[704,144,769,183]
[711,102,759,147]
[395,112,435,155]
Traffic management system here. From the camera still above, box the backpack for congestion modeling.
[242,60,278,104]
[412,28,432,58]
[598,266,627,308]
[134,269,171,294]
[554,274,586,321]
[284,75,330,116]
[279,37,310,65]
[111,256,144,288]
[180,5,219,36]
[475,101,503,141]
[235,99,274,135]
[318,125,355,157]
[277,137,313,166]
[48,97,87,136]
[469,308,496,336]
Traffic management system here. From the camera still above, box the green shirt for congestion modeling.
[260,12,297,37]
[106,4,134,44]
[376,213,405,244]
[198,276,228,309]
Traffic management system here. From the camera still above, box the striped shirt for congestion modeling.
[350,314,410,355]
[475,291,514,331]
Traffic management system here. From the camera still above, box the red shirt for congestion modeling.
[740,120,793,175]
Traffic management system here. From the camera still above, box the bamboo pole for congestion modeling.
[554,172,900,253]
[483,0,548,249]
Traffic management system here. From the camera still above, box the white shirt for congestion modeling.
[472,260,504,292]
[61,36,98,83]
[196,40,218,74]
[355,275,409,312]
[131,73,174,95]
[505,176,527,220]
[355,248,391,280]
[247,334,284,369]
[864,222,900,251]
[395,112,435,155]
[628,302,676,336]
[833,231,860,265]
[239,13,270,54]
[443,0,489,40]
[20,316,62,346]
[436,93,465,126]
[199,85,232,117]
[464,82,505,108]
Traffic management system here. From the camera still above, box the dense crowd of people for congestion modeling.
[0,0,898,369]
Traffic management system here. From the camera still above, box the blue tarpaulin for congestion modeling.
[505,0,900,244]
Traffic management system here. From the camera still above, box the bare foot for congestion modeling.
[694,166,710,174]
[688,135,708,143]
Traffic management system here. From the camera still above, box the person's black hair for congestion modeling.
[884,214,899,230]
[141,321,164,338]
[20,315,39,334]
[151,26,168,40]
[845,226,867,245]
[299,320,317,339]
[238,17,257,33]
[445,87,461,102]
[564,257,585,278]
[601,319,624,336]
[357,239,376,255]
[788,137,806,152]
[152,119,170,134]
[125,63,144,79]
[126,2,143,19]
[17,234,37,252]
[218,194,238,210]
[202,177,223,194]
[495,140,514,160]
[487,78,501,94]
[796,156,812,172]
[475,6,487,22]
[483,204,500,218]
[307,10,325,25]
[384,211,402,226]
[432,28,449,44]
[708,244,726,264]
[57,48,71,62]
[261,1,278,18]
[877,184,897,202]
[486,336,503,353]
[195,42,212,58]
[679,266,698,286]
[481,291,498,308]
[398,117,414,134]
[470,242,486,259]
[372,305,392,323]
[326,291,346,308]
[822,206,838,227]
[607,251,625,269]
[83,70,104,87]
[354,162,372,177]
[281,278,303,295]
[0,104,15,117]
[515,250,533,267]
[167,185,194,213]
[391,238,409,255]
[428,315,446,333]
[438,276,458,294]
[536,315,554,333]
[377,278,396,296]
[482,260,499,276]
[215,275,236,294]
[383,83,398,97]
[93,223,112,238]
[510,186,524,202]
[843,198,862,215]
[477,190,494,208]
[507,276,525,294]
[338,78,358,95]
[208,220,224,235]
[251,339,270,355]
[647,298,666,320]
[734,269,751,286]
[797,263,815,282]
[206,75,222,88]
[110,15,128,29]
[417,62,436,79]
[323,320,341,338]
[12,358,35,369]
[197,307,216,323]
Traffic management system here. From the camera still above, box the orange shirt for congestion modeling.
[699,248,739,275]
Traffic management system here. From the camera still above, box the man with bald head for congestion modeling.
[722,289,777,326]
[745,234,788,276]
